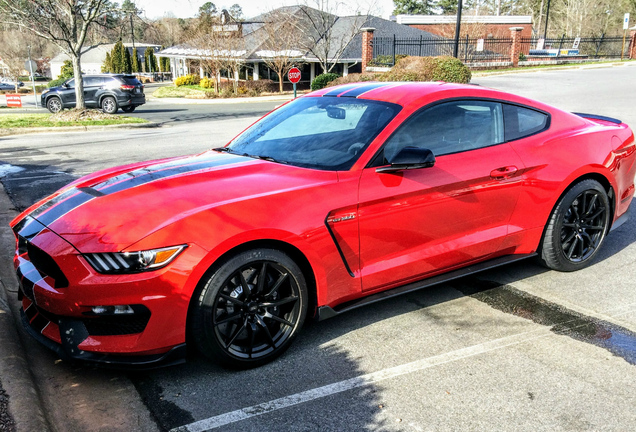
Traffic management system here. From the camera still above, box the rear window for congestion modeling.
[122,77,142,86]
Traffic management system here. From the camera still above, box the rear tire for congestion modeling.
[121,105,136,113]
[540,179,610,271]
[101,96,118,114]
[191,248,308,369]
[46,97,62,113]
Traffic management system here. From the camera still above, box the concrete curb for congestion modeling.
[0,121,160,137]
[0,183,51,432]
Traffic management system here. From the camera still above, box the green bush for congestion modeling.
[430,56,472,83]
[174,74,201,86]
[310,73,340,90]
[48,77,69,88]
[378,56,471,84]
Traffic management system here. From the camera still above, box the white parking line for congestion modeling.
[171,328,553,432]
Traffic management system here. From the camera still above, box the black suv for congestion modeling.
[42,74,145,114]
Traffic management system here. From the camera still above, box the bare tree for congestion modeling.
[258,12,305,92]
[186,14,246,94]
[0,0,118,109]
[294,2,368,73]
[0,29,28,91]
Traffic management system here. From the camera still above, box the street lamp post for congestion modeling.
[27,45,38,108]
[543,0,552,39]
[453,0,464,58]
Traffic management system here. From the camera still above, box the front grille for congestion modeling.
[25,242,69,288]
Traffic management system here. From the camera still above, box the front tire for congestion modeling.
[540,179,610,271]
[121,105,136,113]
[191,249,308,368]
[101,96,118,114]
[46,97,62,113]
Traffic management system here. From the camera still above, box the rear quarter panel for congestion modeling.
[506,110,629,253]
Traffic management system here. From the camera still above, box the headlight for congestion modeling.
[83,245,186,274]
[41,89,50,95]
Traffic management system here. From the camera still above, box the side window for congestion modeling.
[381,100,504,162]
[66,79,75,89]
[84,77,103,87]
[503,104,549,141]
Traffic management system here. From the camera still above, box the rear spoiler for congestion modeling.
[573,112,622,124]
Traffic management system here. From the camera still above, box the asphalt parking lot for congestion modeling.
[1,64,635,432]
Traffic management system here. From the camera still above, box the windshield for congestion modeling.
[226,97,401,170]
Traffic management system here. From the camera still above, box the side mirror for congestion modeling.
[376,146,436,173]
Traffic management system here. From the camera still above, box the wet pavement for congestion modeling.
[454,279,636,366]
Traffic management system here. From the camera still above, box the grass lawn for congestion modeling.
[0,113,148,128]
[152,85,209,98]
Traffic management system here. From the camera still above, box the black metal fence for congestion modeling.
[372,34,631,67]
[520,36,628,59]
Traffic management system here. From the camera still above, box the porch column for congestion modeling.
[199,65,204,78]
[310,63,316,81]
[253,62,259,80]
[343,62,349,76]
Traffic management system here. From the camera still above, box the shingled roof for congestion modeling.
[157,5,439,64]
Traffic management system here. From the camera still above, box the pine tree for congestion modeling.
[102,52,112,73]
[145,47,157,73]
[131,47,140,73]
[392,0,437,15]
[123,46,132,73]
[111,40,125,73]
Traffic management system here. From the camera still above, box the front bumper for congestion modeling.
[12,216,204,368]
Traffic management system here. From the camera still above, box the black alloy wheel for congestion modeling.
[192,249,307,368]
[541,179,610,271]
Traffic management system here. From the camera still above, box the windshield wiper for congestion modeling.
[242,153,288,165]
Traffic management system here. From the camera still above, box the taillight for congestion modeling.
[120,84,135,91]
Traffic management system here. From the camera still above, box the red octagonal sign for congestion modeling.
[288,67,301,84]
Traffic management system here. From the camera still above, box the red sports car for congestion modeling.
[11,82,636,368]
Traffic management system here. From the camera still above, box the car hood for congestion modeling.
[28,151,338,252]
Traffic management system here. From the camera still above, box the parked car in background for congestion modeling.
[0,79,25,89]
[11,82,636,369]
[0,82,19,91]
[41,74,145,114]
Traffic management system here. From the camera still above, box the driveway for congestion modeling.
[1,64,635,432]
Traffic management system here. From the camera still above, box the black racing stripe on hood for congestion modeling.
[95,153,249,195]
[33,191,95,227]
[13,216,47,240]
[28,153,249,228]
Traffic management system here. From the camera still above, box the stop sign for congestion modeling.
[288,67,301,84]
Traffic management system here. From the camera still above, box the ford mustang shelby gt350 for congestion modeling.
[11,82,636,368]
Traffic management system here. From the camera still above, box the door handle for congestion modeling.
[490,166,518,180]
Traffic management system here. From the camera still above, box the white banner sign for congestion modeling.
[476,39,484,52]
[624,13,630,30]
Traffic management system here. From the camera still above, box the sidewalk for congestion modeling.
[0,183,159,432]
[0,184,51,432]
[147,93,296,105]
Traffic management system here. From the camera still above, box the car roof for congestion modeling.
[307,81,553,113]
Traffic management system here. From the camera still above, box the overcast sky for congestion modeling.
[134,0,397,20]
